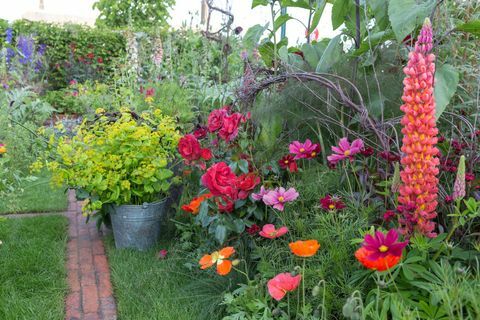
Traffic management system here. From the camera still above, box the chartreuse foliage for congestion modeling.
[34,108,181,213]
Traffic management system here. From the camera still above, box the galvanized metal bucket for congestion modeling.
[109,198,168,250]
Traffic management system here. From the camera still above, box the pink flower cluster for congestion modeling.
[327,137,364,165]
[278,139,320,173]
[398,19,439,238]
[252,186,299,211]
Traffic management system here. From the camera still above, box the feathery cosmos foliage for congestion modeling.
[398,18,440,238]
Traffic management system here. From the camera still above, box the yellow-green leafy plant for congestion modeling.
[35,107,181,213]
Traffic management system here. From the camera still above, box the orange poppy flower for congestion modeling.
[181,193,213,214]
[199,246,235,276]
[289,239,320,257]
[354,247,401,271]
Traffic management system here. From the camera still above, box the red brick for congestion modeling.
[83,312,100,320]
[94,255,110,273]
[66,252,79,271]
[82,285,99,314]
[80,263,94,273]
[67,239,78,252]
[92,240,105,255]
[100,297,117,319]
[68,269,81,292]
[81,270,97,285]
[79,247,93,264]
[65,291,81,320]
[97,273,113,298]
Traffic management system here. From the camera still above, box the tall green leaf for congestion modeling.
[388,0,435,42]
[309,0,327,33]
[273,14,293,33]
[434,64,459,119]
[331,0,350,30]
[252,0,269,8]
[280,0,311,9]
[316,35,342,72]
[243,24,269,49]
[456,20,480,37]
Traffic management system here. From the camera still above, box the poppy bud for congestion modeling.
[232,259,240,266]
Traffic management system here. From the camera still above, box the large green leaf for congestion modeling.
[316,35,342,72]
[243,24,269,49]
[309,0,327,33]
[280,0,311,9]
[370,0,389,29]
[331,0,350,30]
[434,64,459,119]
[456,20,480,37]
[388,0,435,42]
[252,0,269,8]
[273,14,293,33]
[302,40,328,69]
[215,225,227,244]
[353,29,394,56]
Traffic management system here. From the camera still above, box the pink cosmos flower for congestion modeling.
[362,229,408,261]
[327,137,364,165]
[259,224,289,239]
[262,187,299,211]
[289,139,320,160]
[267,273,301,301]
[251,186,268,201]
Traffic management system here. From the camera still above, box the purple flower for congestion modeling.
[262,187,299,211]
[251,186,268,201]
[17,36,34,64]
[327,137,364,165]
[362,229,408,260]
[5,28,13,44]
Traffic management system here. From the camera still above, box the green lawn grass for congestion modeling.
[0,215,68,319]
[105,237,228,320]
[0,171,68,214]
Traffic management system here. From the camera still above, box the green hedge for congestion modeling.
[0,19,126,89]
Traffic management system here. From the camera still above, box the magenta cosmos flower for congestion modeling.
[362,229,408,261]
[251,186,268,201]
[262,187,299,211]
[259,224,289,239]
[289,139,320,159]
[267,272,301,301]
[327,137,364,165]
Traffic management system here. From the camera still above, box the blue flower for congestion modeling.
[17,36,35,64]
[5,28,13,44]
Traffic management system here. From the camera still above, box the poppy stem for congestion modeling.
[302,258,306,314]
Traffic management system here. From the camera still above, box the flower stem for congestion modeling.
[302,259,306,314]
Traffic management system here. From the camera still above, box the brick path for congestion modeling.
[65,190,117,320]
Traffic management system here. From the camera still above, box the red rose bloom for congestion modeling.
[193,126,208,139]
[87,52,94,59]
[178,134,202,161]
[236,173,260,200]
[278,155,298,173]
[218,113,243,142]
[217,195,235,213]
[97,57,103,64]
[208,108,228,132]
[466,173,475,182]
[200,148,212,161]
[201,162,237,197]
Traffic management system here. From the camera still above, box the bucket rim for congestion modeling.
[111,197,168,210]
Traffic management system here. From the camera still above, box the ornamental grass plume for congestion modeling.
[398,18,440,238]
[452,155,466,200]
